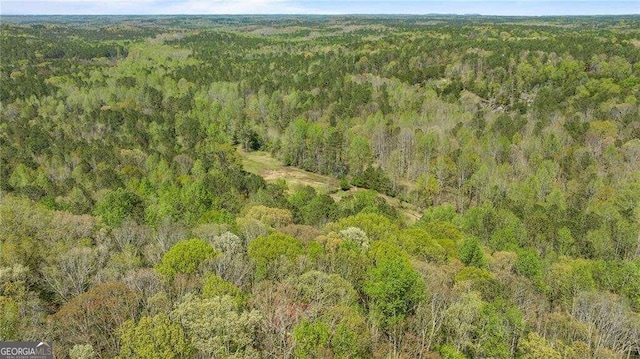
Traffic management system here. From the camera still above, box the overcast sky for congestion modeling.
[2,0,638,16]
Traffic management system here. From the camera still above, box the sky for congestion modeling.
[1,0,638,16]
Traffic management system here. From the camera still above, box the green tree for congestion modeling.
[461,204,498,243]
[323,236,370,290]
[439,344,466,359]
[419,220,464,259]
[94,188,143,227]
[292,319,330,358]
[244,205,293,229]
[489,209,527,251]
[156,239,217,280]
[202,274,243,304]
[0,296,19,340]
[364,242,425,331]
[556,227,576,256]
[339,227,370,250]
[300,194,338,226]
[347,135,373,173]
[337,190,398,219]
[515,248,542,281]
[288,186,318,221]
[442,292,483,357]
[326,306,371,359]
[420,203,460,223]
[545,258,595,310]
[518,332,562,359]
[248,233,304,281]
[397,228,448,263]
[326,212,400,241]
[458,236,487,268]
[286,271,358,316]
[282,118,309,167]
[454,266,503,301]
[171,294,262,358]
[117,314,193,359]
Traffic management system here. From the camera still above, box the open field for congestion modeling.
[240,148,423,223]
[240,149,339,192]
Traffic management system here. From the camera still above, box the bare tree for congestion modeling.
[572,291,640,357]
[41,247,98,302]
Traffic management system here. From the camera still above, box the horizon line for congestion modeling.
[3,13,639,16]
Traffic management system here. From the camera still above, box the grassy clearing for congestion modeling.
[239,148,422,223]
[240,149,339,193]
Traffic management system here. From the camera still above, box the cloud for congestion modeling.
[2,0,309,15]
[3,0,157,2]
[157,0,307,14]
[2,0,638,15]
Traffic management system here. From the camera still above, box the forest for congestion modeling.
[1,14,639,358]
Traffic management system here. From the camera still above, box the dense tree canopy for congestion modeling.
[1,14,639,358]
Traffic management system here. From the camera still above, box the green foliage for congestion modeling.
[489,209,527,251]
[439,345,466,359]
[332,322,360,358]
[591,259,640,310]
[156,239,217,279]
[420,203,460,224]
[248,233,304,281]
[326,212,400,241]
[2,15,640,359]
[94,188,144,227]
[287,271,358,308]
[252,180,289,209]
[347,136,373,173]
[301,194,339,226]
[244,205,293,228]
[0,296,19,340]
[201,274,243,304]
[339,178,351,191]
[442,292,484,357]
[455,266,503,301]
[339,227,370,250]
[476,303,510,358]
[458,237,487,268]
[461,204,497,242]
[417,220,464,259]
[556,227,576,256]
[289,187,339,226]
[518,332,562,359]
[292,319,330,358]
[545,257,596,310]
[515,248,542,281]
[117,314,193,359]
[288,186,318,220]
[419,220,464,243]
[364,241,425,330]
[324,236,370,289]
[329,309,371,358]
[171,294,262,358]
[337,190,398,219]
[397,228,448,263]
[352,167,397,197]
